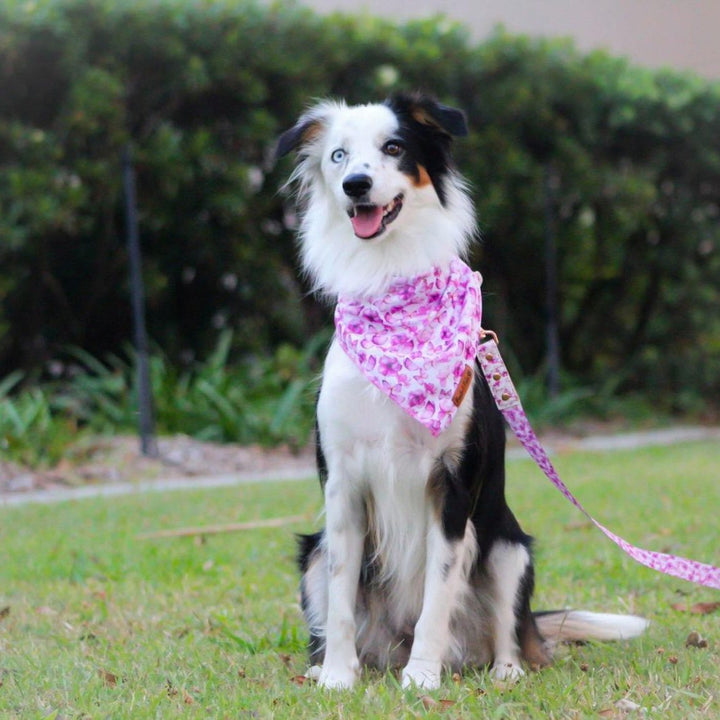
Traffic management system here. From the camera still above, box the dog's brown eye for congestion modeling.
[383,141,403,157]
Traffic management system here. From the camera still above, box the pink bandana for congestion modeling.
[335,257,483,436]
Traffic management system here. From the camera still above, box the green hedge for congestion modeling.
[1,0,719,410]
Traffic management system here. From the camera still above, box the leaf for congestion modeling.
[420,696,456,711]
[0,371,24,398]
[98,668,118,687]
[670,601,720,615]
[685,631,708,648]
[597,698,642,718]
[615,699,641,711]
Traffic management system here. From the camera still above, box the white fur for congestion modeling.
[401,520,478,689]
[487,542,531,680]
[536,611,650,645]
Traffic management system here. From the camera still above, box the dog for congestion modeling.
[276,92,647,690]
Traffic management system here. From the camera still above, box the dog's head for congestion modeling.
[277,92,475,296]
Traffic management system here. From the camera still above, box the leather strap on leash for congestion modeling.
[478,334,720,590]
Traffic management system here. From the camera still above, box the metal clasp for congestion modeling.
[480,328,499,345]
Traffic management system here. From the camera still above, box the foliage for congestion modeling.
[0,330,326,466]
[0,370,80,466]
[59,329,325,446]
[0,0,719,415]
[1,441,720,717]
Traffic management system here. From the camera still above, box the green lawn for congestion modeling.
[1,441,719,719]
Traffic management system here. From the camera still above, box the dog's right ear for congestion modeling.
[275,114,325,160]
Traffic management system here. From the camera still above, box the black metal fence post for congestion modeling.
[122,144,158,458]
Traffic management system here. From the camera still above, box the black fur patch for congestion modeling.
[462,367,533,557]
[276,115,324,159]
[428,458,473,542]
[296,531,323,573]
[384,93,467,207]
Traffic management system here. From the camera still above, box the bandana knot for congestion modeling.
[334,257,483,436]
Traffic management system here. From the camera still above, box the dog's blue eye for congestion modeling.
[331,149,346,163]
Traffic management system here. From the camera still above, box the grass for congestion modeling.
[1,441,719,719]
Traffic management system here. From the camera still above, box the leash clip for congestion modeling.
[480,328,499,345]
[477,329,520,410]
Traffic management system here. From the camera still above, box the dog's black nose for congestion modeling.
[343,174,373,198]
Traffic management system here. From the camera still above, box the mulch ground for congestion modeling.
[0,435,315,497]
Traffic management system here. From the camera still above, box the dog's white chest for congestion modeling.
[317,338,474,626]
[317,339,470,483]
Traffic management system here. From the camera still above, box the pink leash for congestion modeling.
[478,335,720,591]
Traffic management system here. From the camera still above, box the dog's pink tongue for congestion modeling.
[351,206,383,239]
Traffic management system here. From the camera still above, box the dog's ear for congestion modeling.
[388,93,468,138]
[276,119,316,159]
[419,101,468,138]
[275,111,328,159]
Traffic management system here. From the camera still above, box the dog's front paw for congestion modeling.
[401,658,442,690]
[490,660,525,683]
[318,661,360,690]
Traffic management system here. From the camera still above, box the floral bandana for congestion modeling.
[334,257,483,437]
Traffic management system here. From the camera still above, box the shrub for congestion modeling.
[0,329,328,466]
[1,0,718,413]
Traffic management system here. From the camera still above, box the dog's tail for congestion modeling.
[534,610,649,646]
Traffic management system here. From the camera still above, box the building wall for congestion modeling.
[299,0,720,78]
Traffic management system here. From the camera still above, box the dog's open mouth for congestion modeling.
[348,194,403,239]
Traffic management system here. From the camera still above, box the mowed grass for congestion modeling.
[1,441,719,719]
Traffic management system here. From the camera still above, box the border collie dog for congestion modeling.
[276,92,647,690]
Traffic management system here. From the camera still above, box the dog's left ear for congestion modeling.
[388,93,468,138]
